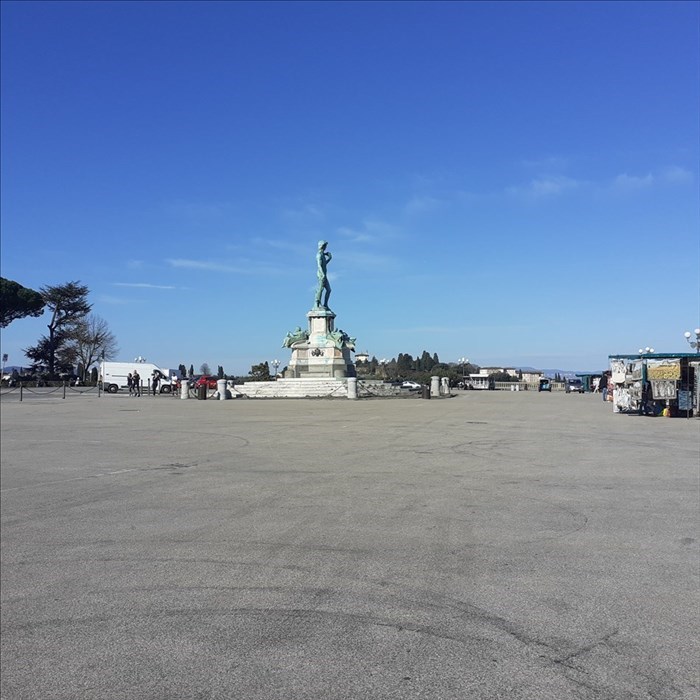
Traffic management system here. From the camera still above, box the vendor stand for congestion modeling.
[607,353,698,417]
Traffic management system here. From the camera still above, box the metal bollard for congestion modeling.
[347,376,357,399]
[63,380,66,399]
[180,381,189,399]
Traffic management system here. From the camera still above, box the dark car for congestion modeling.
[565,378,584,394]
[538,378,552,392]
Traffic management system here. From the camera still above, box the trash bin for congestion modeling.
[197,384,207,400]
[421,385,431,399]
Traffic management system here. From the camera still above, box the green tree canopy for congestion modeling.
[24,281,91,376]
[249,361,271,381]
[0,277,45,327]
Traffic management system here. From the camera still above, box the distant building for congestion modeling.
[468,373,493,390]
[521,371,544,383]
[355,351,370,363]
[480,367,519,377]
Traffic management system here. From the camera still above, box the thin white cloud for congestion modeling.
[250,238,308,255]
[660,166,693,184]
[339,250,398,269]
[164,200,231,220]
[612,173,654,190]
[166,259,245,273]
[98,295,134,305]
[127,259,144,269]
[507,175,580,198]
[336,219,400,244]
[165,258,290,276]
[282,203,325,221]
[521,155,569,170]
[336,226,375,243]
[404,196,441,215]
[113,283,177,290]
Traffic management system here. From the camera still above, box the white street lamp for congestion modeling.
[271,359,281,378]
[683,329,700,353]
[457,357,469,380]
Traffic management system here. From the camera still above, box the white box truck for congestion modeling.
[99,361,179,394]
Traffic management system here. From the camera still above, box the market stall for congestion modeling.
[608,353,698,417]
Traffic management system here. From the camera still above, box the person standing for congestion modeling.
[133,370,141,397]
[600,372,609,402]
[127,373,134,397]
[152,372,160,396]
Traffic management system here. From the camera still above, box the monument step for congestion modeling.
[234,378,348,399]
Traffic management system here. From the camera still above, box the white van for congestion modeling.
[99,361,179,394]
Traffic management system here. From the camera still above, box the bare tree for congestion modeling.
[69,314,119,381]
[200,362,212,376]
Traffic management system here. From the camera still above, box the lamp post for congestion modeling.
[457,357,469,382]
[271,358,280,378]
[683,329,700,353]
[638,347,655,355]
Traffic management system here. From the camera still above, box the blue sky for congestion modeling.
[2,0,698,375]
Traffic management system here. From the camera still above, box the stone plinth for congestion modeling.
[286,307,355,379]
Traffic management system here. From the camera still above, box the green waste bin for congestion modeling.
[197,384,207,400]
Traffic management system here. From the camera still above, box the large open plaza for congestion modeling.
[1,391,697,699]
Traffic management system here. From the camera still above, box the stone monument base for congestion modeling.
[285,307,355,379]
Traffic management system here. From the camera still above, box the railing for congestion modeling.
[475,382,569,392]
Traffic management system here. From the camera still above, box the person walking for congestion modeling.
[600,372,609,402]
[152,372,160,396]
[127,373,134,397]
[133,370,141,397]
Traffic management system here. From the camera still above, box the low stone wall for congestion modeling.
[356,380,405,398]
[231,378,423,399]
[233,378,348,399]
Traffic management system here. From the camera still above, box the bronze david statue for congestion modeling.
[314,240,332,309]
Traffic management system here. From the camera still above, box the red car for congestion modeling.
[195,375,219,390]
[196,375,220,389]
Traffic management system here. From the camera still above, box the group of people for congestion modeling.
[127,371,142,397]
[126,370,164,397]
[126,370,163,396]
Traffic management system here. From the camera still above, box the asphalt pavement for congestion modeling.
[1,390,698,699]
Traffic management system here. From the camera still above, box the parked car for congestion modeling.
[538,378,552,392]
[195,375,219,390]
[565,378,584,394]
[401,381,422,391]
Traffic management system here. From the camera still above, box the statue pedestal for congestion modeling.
[286,307,355,379]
